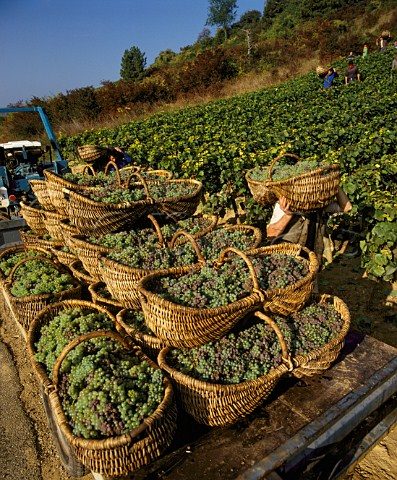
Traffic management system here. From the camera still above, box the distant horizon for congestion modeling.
[1,0,264,107]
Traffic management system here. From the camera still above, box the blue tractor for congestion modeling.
[0,107,68,217]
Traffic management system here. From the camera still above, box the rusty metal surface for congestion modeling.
[137,332,397,480]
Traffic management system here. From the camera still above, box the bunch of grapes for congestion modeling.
[56,337,165,439]
[10,259,75,297]
[35,307,115,374]
[250,160,330,182]
[168,301,343,384]
[0,249,52,277]
[155,253,308,308]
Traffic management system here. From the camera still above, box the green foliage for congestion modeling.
[59,48,397,283]
[206,0,237,39]
[120,46,147,82]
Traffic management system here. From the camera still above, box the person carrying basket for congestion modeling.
[266,188,352,272]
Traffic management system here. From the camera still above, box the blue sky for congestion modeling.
[1,0,265,107]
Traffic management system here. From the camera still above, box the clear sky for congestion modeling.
[1,0,265,107]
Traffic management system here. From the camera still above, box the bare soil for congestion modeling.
[0,251,396,480]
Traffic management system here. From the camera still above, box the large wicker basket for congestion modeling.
[76,145,110,164]
[19,201,48,235]
[157,311,292,426]
[247,243,319,316]
[3,256,82,332]
[246,153,340,211]
[291,293,351,378]
[149,178,203,221]
[63,174,153,237]
[48,330,177,477]
[99,231,205,310]
[136,247,266,348]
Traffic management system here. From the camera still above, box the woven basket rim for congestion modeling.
[67,188,153,209]
[137,264,264,315]
[246,162,340,186]
[158,346,289,393]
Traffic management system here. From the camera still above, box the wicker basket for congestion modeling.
[63,173,153,237]
[19,202,48,235]
[67,235,114,282]
[29,179,56,210]
[149,178,203,221]
[157,311,292,426]
[3,256,82,332]
[27,299,119,389]
[76,145,110,164]
[136,247,266,348]
[19,228,63,254]
[99,230,205,310]
[316,65,329,77]
[246,153,340,212]
[291,293,351,378]
[116,308,167,360]
[247,243,319,316]
[48,330,177,477]
[88,281,123,315]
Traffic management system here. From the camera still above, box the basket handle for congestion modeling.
[104,160,122,185]
[51,330,132,388]
[168,230,205,265]
[125,171,153,202]
[267,153,302,181]
[7,255,64,282]
[81,164,97,176]
[215,247,265,300]
[146,214,166,247]
[254,311,293,371]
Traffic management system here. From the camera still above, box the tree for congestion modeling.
[120,46,146,82]
[206,0,237,41]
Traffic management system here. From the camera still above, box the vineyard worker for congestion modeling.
[362,44,368,59]
[392,55,397,71]
[345,60,361,84]
[323,67,338,91]
[109,147,133,169]
[266,188,352,270]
